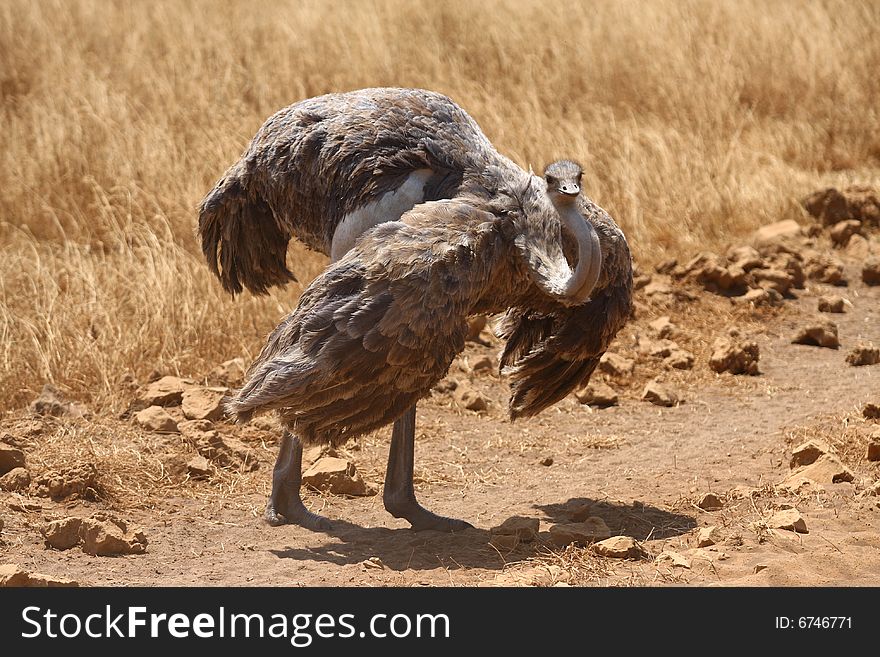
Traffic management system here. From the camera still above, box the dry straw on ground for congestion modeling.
[2,0,879,409]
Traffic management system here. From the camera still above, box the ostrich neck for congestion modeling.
[554,201,602,303]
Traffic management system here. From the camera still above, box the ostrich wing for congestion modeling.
[198,88,507,295]
[226,199,505,444]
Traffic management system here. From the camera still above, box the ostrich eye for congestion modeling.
[546,176,557,186]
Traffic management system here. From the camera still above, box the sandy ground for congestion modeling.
[2,231,880,587]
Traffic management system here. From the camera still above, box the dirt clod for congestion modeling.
[208,358,246,385]
[0,467,31,492]
[697,525,720,547]
[648,316,676,338]
[33,462,98,500]
[28,384,88,418]
[664,349,695,370]
[186,456,212,479]
[302,457,376,496]
[862,257,880,286]
[0,442,26,475]
[803,186,880,227]
[574,381,619,407]
[817,295,846,313]
[697,492,724,511]
[781,454,854,490]
[592,536,645,559]
[864,404,880,420]
[804,253,846,285]
[181,387,228,422]
[135,405,179,433]
[0,564,78,587]
[196,432,257,471]
[131,376,193,410]
[792,321,839,349]
[453,382,488,412]
[709,337,760,375]
[42,514,148,555]
[656,550,691,569]
[846,344,880,367]
[490,516,540,543]
[767,508,808,534]
[599,352,635,377]
[549,517,612,546]
[753,220,802,247]
[866,443,880,462]
[829,220,862,246]
[642,380,679,407]
[789,440,830,468]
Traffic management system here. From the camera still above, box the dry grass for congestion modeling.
[2,0,880,409]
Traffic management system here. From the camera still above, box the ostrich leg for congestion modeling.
[265,430,332,531]
[383,404,473,531]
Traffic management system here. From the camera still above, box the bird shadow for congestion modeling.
[269,497,695,572]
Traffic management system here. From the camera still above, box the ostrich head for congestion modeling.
[543,160,583,207]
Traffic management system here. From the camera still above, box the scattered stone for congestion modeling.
[781,454,854,489]
[664,349,695,370]
[864,404,880,420]
[453,382,488,412]
[181,387,228,422]
[829,220,862,246]
[727,246,763,271]
[804,254,846,285]
[28,384,88,418]
[866,442,880,462]
[0,442,26,475]
[697,492,724,511]
[42,514,148,555]
[648,316,676,338]
[846,344,880,367]
[641,338,678,359]
[862,257,880,286]
[361,557,386,570]
[655,550,691,569]
[696,525,720,548]
[0,564,78,587]
[767,508,808,534]
[642,380,679,407]
[736,287,781,307]
[33,463,98,500]
[753,220,802,247]
[469,354,495,375]
[177,419,214,439]
[302,457,376,496]
[0,467,31,492]
[538,456,554,467]
[186,455,212,479]
[709,337,760,375]
[751,268,794,295]
[132,376,193,409]
[802,185,880,227]
[574,381,619,407]
[591,536,645,559]
[817,295,846,313]
[134,405,179,433]
[754,564,769,574]
[490,516,540,543]
[599,352,635,377]
[789,439,830,468]
[196,432,257,471]
[432,378,458,394]
[791,321,839,349]
[208,358,246,385]
[549,517,612,546]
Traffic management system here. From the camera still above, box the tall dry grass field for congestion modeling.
[1,0,879,410]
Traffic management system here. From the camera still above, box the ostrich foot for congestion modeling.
[384,498,473,532]
[265,498,332,531]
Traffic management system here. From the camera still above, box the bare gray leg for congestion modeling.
[265,430,332,531]
[383,405,473,531]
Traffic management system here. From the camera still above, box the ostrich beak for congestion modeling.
[558,183,580,197]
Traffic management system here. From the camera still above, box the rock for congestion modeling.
[490,516,540,542]
[767,508,808,534]
[0,442,26,475]
[0,564,78,587]
[432,379,458,394]
[181,387,228,422]
[845,234,872,259]
[134,405,179,433]
[42,514,148,555]
[697,525,720,548]
[186,456,212,479]
[643,279,674,298]
[466,316,488,342]
[846,344,880,366]
[866,442,880,462]
[789,440,830,468]
[802,185,880,227]
[862,257,880,286]
[642,380,679,407]
[829,220,862,246]
[208,358,246,385]
[549,517,612,546]
[753,220,802,247]
[599,352,635,377]
[641,338,678,358]
[750,268,793,295]
[709,337,760,375]
[591,535,645,559]
[865,403,880,420]
[664,349,695,370]
[177,419,214,439]
[697,492,724,511]
[453,382,488,412]
[469,354,495,375]
[648,316,676,338]
[28,384,88,418]
[302,457,376,496]
[791,321,839,349]
[727,246,764,271]
[196,432,257,471]
[736,288,781,307]
[656,550,691,569]
[574,381,619,407]
[781,454,854,489]
[538,456,554,467]
[804,254,846,285]
[132,376,193,409]
[0,467,31,492]
[817,295,846,313]
[33,463,98,499]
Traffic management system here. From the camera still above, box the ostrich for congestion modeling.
[199,88,633,531]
